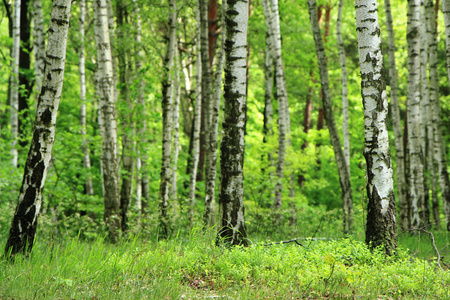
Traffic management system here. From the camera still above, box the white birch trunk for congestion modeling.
[407,0,425,228]
[337,0,350,177]
[171,49,181,203]
[5,0,72,256]
[424,0,440,227]
[158,0,177,236]
[217,0,248,246]
[32,0,45,96]
[203,0,226,227]
[262,0,288,211]
[384,0,409,230]
[438,0,450,230]
[189,8,203,224]
[309,0,353,234]
[93,0,121,242]
[133,0,148,214]
[10,0,20,168]
[355,0,397,255]
[78,0,94,196]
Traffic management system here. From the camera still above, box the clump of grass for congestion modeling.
[1,229,449,299]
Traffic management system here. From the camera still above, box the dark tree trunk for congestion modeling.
[18,0,32,147]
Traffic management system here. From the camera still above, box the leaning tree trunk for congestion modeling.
[78,0,94,197]
[117,0,135,232]
[309,0,353,235]
[217,0,248,247]
[439,0,450,230]
[10,0,20,168]
[188,7,203,224]
[355,0,397,255]
[384,0,409,230]
[159,0,177,237]
[407,0,426,229]
[32,0,45,96]
[93,0,121,242]
[203,0,225,227]
[5,0,72,257]
[337,0,350,177]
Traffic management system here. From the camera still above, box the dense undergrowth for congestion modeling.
[1,225,450,299]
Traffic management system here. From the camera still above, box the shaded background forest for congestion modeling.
[0,0,449,241]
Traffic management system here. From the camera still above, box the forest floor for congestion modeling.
[1,227,450,299]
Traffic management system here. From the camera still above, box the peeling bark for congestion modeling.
[355,0,397,255]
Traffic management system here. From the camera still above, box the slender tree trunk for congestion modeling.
[198,0,213,183]
[78,0,94,197]
[262,10,274,194]
[18,0,31,147]
[217,0,248,247]
[384,0,409,230]
[5,0,72,257]
[424,0,440,228]
[171,49,181,204]
[337,0,350,177]
[407,0,425,228]
[188,8,203,224]
[309,0,353,235]
[132,0,149,214]
[439,0,450,230]
[203,1,225,227]
[117,0,135,233]
[355,0,397,255]
[208,0,218,68]
[10,0,20,168]
[262,0,288,212]
[159,0,177,237]
[93,0,121,242]
[32,0,45,96]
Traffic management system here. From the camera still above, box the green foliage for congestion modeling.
[1,233,449,299]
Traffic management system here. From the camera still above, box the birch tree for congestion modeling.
[355,0,397,255]
[5,0,72,256]
[217,0,248,246]
[203,0,226,227]
[10,0,20,168]
[117,0,135,232]
[188,8,203,224]
[337,0,350,177]
[407,0,425,228]
[78,0,94,196]
[93,0,121,242]
[261,0,288,212]
[438,0,450,230]
[384,0,409,230]
[133,0,149,214]
[33,0,45,96]
[159,0,177,237]
[308,0,353,234]
[171,49,181,204]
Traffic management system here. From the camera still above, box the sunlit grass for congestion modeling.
[1,227,450,299]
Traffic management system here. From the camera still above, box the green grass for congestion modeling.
[1,228,450,299]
